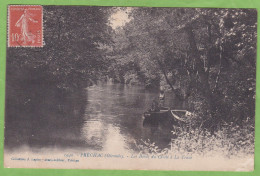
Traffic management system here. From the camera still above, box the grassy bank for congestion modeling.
[138,119,254,158]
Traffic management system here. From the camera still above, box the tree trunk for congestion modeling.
[156,59,183,100]
[185,25,218,132]
[162,69,174,90]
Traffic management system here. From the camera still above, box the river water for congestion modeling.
[5,83,183,153]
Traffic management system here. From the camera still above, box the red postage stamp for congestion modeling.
[8,5,43,47]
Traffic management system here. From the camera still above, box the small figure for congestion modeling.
[158,87,165,108]
[15,9,38,44]
[151,99,160,112]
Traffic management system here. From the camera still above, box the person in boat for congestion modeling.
[158,87,165,109]
[151,99,160,112]
[150,88,165,111]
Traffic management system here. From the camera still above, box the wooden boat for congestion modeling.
[143,107,169,120]
[170,110,194,122]
[143,108,194,123]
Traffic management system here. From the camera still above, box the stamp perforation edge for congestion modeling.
[7,5,44,48]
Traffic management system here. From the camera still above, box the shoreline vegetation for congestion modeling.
[6,7,256,156]
[138,119,254,158]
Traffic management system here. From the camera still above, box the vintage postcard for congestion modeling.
[4,5,256,171]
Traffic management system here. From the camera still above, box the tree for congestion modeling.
[110,7,256,130]
[7,6,113,91]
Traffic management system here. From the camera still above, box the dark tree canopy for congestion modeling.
[108,8,256,128]
[7,6,113,90]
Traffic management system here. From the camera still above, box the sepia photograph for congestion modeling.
[4,5,257,171]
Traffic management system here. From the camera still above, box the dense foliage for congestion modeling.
[7,6,112,91]
[109,8,256,131]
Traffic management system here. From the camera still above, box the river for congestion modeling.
[5,83,183,153]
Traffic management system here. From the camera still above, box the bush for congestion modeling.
[170,119,254,158]
[137,120,254,159]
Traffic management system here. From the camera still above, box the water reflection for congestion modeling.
[5,82,179,153]
[5,87,87,150]
[81,83,175,153]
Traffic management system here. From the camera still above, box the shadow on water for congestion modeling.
[5,81,184,153]
[5,84,88,151]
